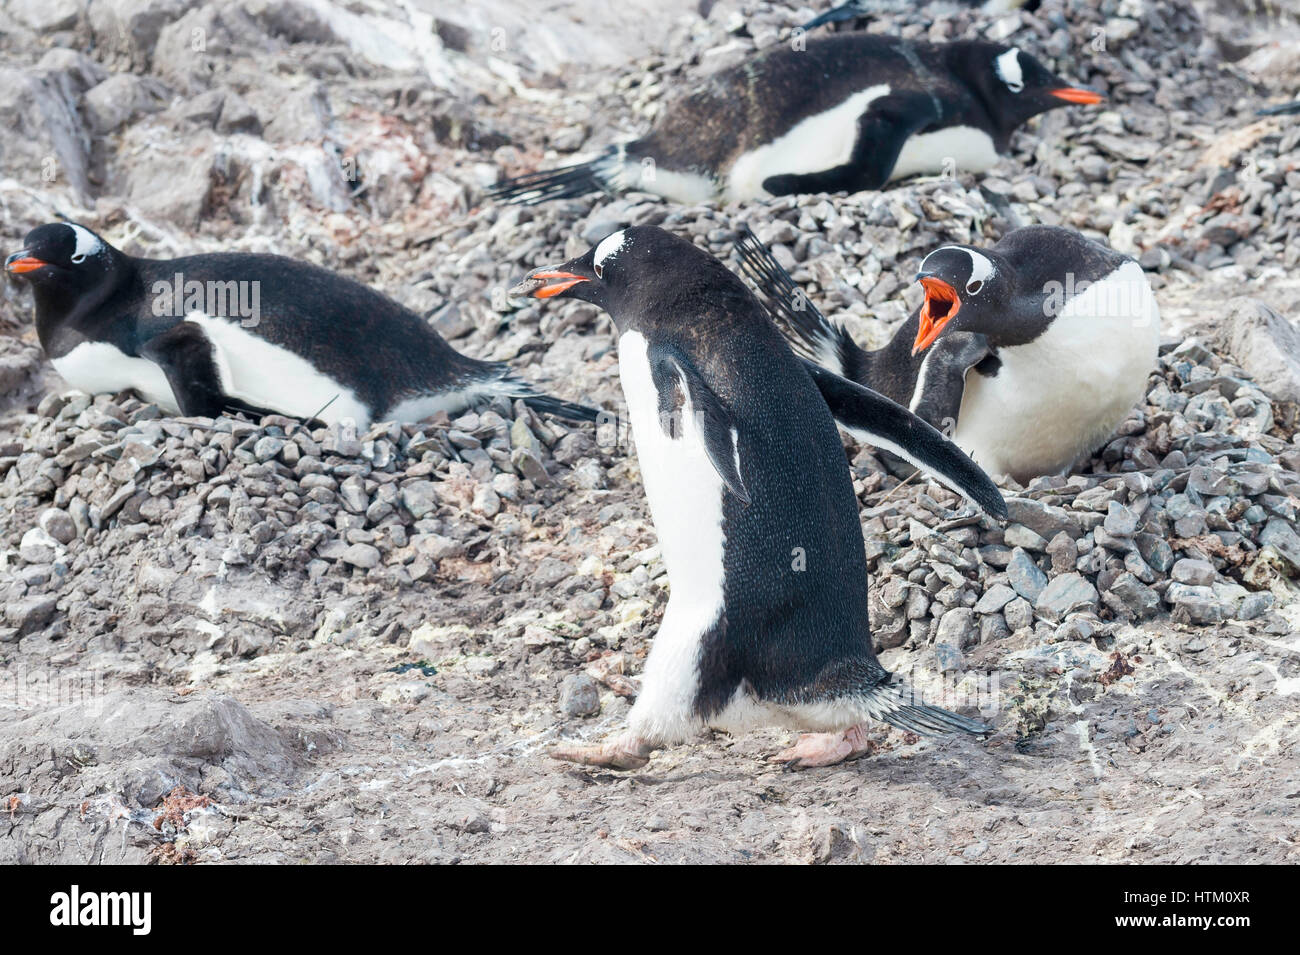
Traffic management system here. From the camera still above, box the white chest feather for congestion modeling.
[184,314,371,426]
[618,330,727,739]
[890,125,1000,181]
[51,342,179,412]
[953,261,1160,481]
[726,85,891,200]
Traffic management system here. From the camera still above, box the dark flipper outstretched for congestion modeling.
[801,358,1007,518]
[488,148,620,205]
[735,225,861,377]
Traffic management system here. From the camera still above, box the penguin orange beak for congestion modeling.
[510,270,589,299]
[1051,87,1103,105]
[913,277,961,355]
[4,251,47,274]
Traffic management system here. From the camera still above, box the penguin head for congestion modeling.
[911,245,1023,355]
[5,222,120,301]
[512,226,723,329]
[953,43,1102,131]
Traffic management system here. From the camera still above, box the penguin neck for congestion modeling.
[32,262,133,355]
[859,327,928,407]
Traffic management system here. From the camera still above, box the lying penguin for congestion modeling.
[513,226,1004,770]
[736,225,1161,483]
[492,34,1100,204]
[5,222,595,426]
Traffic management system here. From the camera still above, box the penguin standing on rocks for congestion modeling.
[492,35,1100,204]
[737,225,1161,483]
[513,226,1004,769]
[5,222,596,426]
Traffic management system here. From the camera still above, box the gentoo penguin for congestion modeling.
[802,1,1040,32]
[5,222,596,426]
[738,225,1161,483]
[512,226,1005,770]
[491,35,1101,204]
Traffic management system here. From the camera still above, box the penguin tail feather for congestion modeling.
[518,392,601,423]
[801,1,870,30]
[859,676,992,737]
[482,370,600,423]
[735,224,855,377]
[1257,100,1300,117]
[487,147,622,205]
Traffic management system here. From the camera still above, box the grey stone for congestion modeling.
[1107,573,1161,620]
[401,481,440,519]
[19,527,59,563]
[1259,519,1300,572]
[1236,592,1274,621]
[1171,558,1216,587]
[559,673,601,717]
[1103,501,1138,537]
[1035,573,1099,622]
[1004,523,1048,551]
[1006,547,1048,602]
[1166,584,1224,625]
[1004,597,1033,631]
[1134,533,1175,573]
[1216,298,1300,403]
[1004,498,1080,539]
[5,594,58,635]
[973,583,1016,614]
[340,543,381,569]
[1046,532,1078,575]
[38,507,76,545]
[936,607,977,650]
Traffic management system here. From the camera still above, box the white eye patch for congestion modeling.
[593,230,628,277]
[995,48,1024,93]
[926,246,995,294]
[67,223,103,263]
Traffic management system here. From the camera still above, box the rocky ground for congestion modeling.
[1,0,1299,864]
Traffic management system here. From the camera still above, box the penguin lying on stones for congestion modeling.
[737,224,1161,484]
[491,34,1101,204]
[5,222,596,427]
[513,226,1004,770]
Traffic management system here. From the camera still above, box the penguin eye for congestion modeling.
[594,262,604,279]
[967,280,983,295]
[71,253,86,264]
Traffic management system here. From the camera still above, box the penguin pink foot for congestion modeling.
[773,723,875,769]
[551,735,655,771]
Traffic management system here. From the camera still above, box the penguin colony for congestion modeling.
[6,6,1180,772]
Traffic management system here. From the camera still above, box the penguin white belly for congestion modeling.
[51,341,180,413]
[889,125,999,182]
[185,313,371,426]
[726,85,891,200]
[617,330,727,743]
[953,261,1160,481]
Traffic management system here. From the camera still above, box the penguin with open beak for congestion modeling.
[513,226,1005,770]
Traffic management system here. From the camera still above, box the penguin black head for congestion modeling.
[912,245,1033,355]
[5,222,121,298]
[949,42,1102,133]
[511,226,733,329]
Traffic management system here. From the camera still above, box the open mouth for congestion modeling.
[1051,87,1104,105]
[4,252,47,274]
[912,277,961,355]
[509,270,588,299]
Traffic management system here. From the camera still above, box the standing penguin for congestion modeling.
[513,227,1005,769]
[738,225,1161,483]
[492,35,1100,205]
[5,222,595,426]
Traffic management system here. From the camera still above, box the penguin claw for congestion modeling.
[550,736,653,771]
[771,725,875,769]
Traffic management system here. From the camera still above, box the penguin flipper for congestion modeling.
[801,358,1006,519]
[735,225,864,377]
[761,92,939,195]
[649,344,751,505]
[137,322,235,418]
